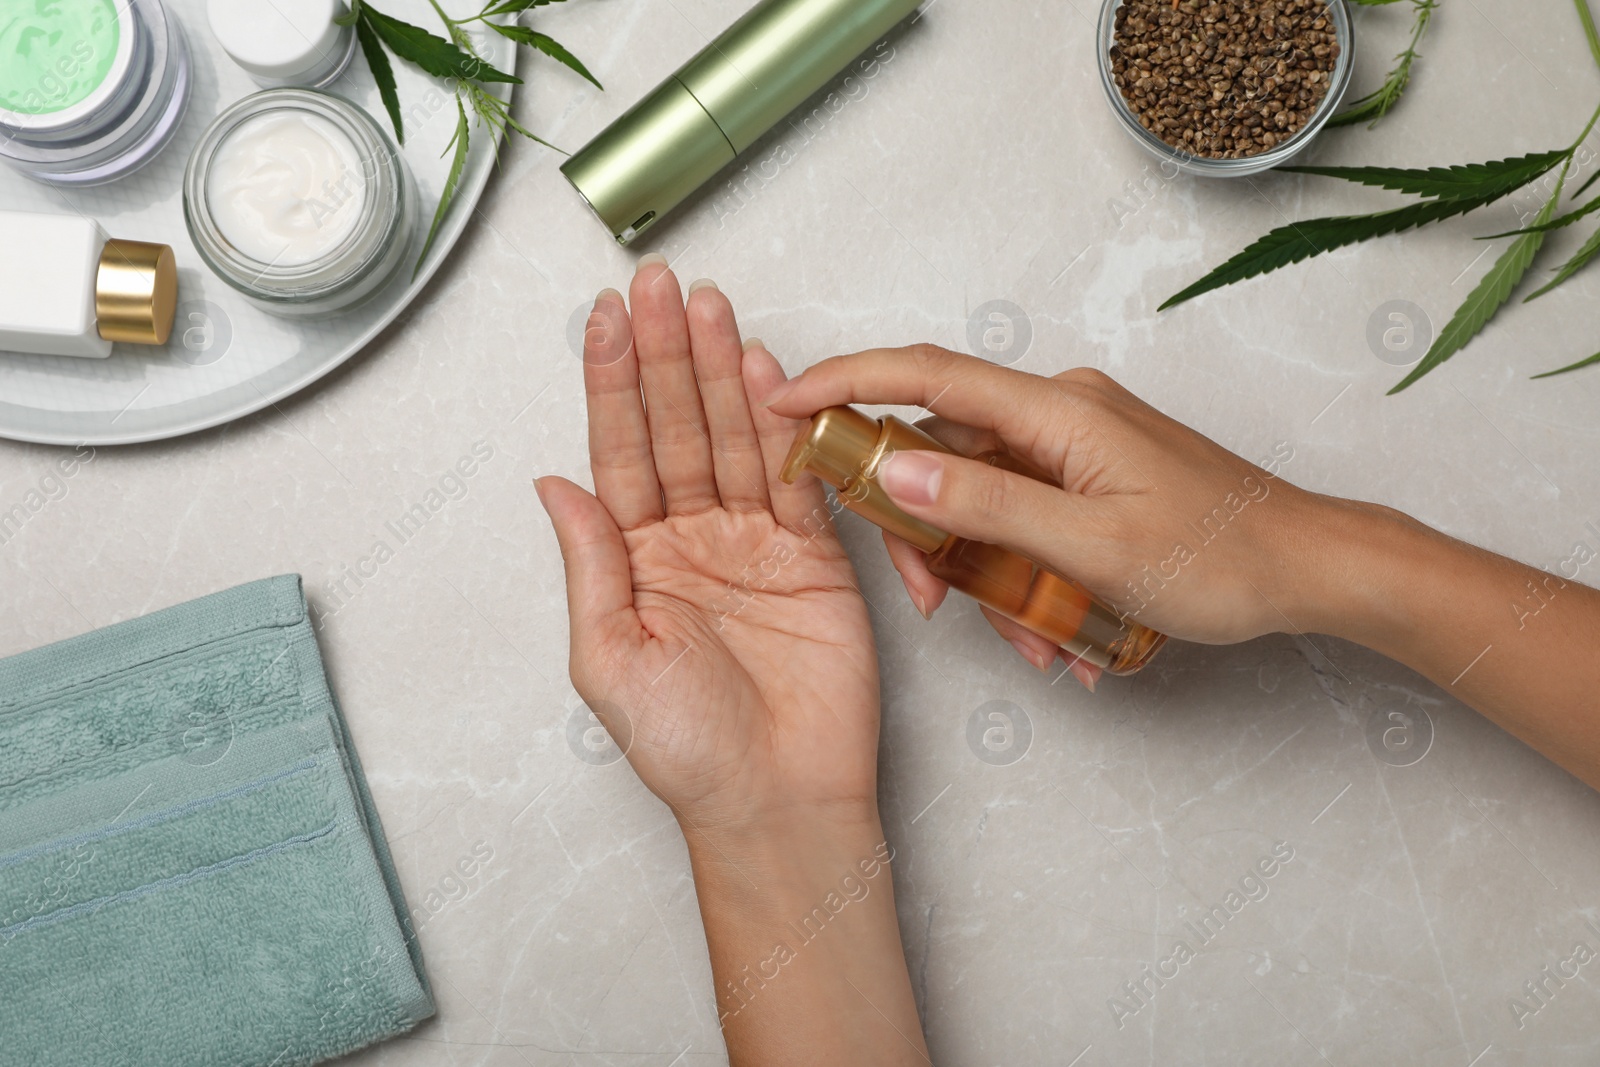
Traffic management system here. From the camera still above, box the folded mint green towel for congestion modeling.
[0,575,434,1066]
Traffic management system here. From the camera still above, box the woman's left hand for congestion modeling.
[540,263,930,1064]
[537,259,882,836]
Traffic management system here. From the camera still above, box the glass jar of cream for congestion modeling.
[183,89,417,317]
[0,0,192,186]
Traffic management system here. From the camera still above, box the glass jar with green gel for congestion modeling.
[0,0,121,115]
[0,0,192,187]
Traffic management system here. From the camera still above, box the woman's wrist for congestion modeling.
[680,803,927,1063]
[1280,493,1425,647]
[678,799,890,902]
[1285,491,1492,662]
[1286,486,1600,789]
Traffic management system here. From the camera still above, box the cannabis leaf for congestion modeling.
[1329,0,1435,129]
[1481,192,1600,238]
[1391,92,1600,388]
[1159,198,1499,310]
[1525,225,1600,301]
[1280,151,1569,201]
[347,0,600,276]
[1520,0,1600,375]
[417,98,473,270]
[363,6,519,83]
[1581,0,1600,69]
[1477,184,1600,304]
[1163,71,1600,390]
[1158,153,1564,311]
[1389,187,1561,393]
[480,0,559,14]
[1531,351,1600,378]
[353,12,404,143]
[1164,0,1600,386]
[490,24,602,89]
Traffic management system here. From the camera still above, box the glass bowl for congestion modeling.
[1096,0,1354,177]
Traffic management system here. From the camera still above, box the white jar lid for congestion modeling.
[206,0,352,86]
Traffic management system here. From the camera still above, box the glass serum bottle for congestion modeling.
[782,406,1168,675]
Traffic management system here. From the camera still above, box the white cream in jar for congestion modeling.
[205,110,366,265]
[184,89,415,317]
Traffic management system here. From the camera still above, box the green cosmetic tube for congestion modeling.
[561,0,922,244]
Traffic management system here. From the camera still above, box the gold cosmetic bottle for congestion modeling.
[782,406,1167,675]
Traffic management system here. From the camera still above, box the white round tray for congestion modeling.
[0,0,515,446]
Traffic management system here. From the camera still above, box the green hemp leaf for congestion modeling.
[345,0,601,276]
[1161,1,1600,389]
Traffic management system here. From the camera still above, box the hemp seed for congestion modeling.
[1109,0,1341,160]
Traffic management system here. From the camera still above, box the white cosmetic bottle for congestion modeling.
[0,212,178,359]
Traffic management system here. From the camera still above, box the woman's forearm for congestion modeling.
[683,809,929,1067]
[1304,497,1600,786]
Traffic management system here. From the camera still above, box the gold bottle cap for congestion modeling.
[780,405,882,489]
[96,239,178,345]
[781,406,953,554]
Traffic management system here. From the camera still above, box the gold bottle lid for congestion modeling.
[96,239,178,345]
[781,406,953,554]
[780,405,882,489]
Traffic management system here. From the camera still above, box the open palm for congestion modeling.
[538,264,880,828]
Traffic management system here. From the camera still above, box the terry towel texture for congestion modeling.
[0,575,434,1066]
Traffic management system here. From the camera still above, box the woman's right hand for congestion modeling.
[764,345,1362,680]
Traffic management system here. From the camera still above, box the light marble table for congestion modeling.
[4,0,1600,1063]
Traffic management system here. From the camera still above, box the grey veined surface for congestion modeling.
[4,0,1600,1063]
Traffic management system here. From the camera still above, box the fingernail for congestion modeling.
[1068,659,1098,693]
[761,379,794,407]
[910,589,929,619]
[595,287,623,305]
[742,336,764,352]
[637,252,668,270]
[533,477,549,510]
[688,278,718,294]
[1010,638,1050,672]
[878,450,943,507]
